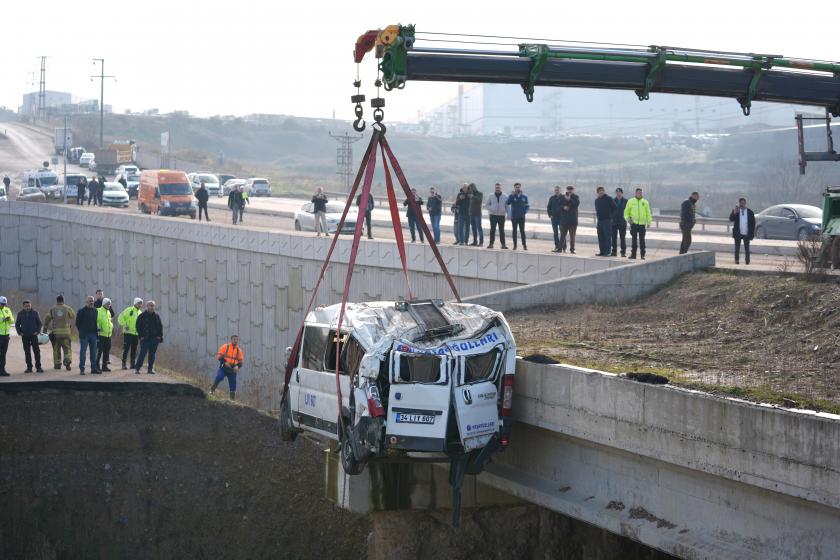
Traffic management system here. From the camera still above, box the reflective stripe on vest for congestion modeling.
[219,343,243,367]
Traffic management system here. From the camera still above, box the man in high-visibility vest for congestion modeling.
[118,298,144,370]
[211,335,244,400]
[96,298,114,372]
[624,187,653,260]
[0,296,14,376]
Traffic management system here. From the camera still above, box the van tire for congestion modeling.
[340,418,365,475]
[294,220,302,231]
[279,389,298,442]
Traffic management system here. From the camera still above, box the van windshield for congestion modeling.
[398,354,442,383]
[159,183,192,195]
[39,176,58,186]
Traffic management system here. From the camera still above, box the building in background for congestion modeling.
[19,91,71,117]
[421,83,813,138]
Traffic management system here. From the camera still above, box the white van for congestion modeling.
[281,299,516,481]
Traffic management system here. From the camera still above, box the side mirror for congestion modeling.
[788,214,797,220]
[285,347,292,362]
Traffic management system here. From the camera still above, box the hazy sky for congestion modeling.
[2,0,837,123]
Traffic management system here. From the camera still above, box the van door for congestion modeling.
[385,350,449,452]
[452,346,504,452]
[292,325,343,438]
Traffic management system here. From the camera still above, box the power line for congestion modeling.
[36,56,48,120]
[91,59,116,149]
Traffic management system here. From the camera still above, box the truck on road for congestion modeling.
[54,128,72,155]
[93,140,137,175]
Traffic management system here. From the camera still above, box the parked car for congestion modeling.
[17,187,46,202]
[115,171,140,199]
[217,174,236,187]
[294,202,357,234]
[754,204,823,240]
[79,152,95,168]
[188,172,222,197]
[101,182,130,207]
[222,179,246,195]
[245,177,271,196]
[62,173,88,202]
[0,186,6,202]
[116,164,139,178]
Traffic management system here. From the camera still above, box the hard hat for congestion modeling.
[133,297,143,305]
[37,332,50,345]
[0,296,7,305]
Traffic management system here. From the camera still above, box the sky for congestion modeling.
[2,0,837,123]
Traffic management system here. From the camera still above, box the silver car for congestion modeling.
[18,187,46,202]
[755,204,823,240]
[101,182,130,207]
[246,177,271,197]
[294,202,357,234]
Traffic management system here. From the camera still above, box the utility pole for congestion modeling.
[62,114,69,203]
[329,132,363,192]
[36,56,48,120]
[91,59,116,148]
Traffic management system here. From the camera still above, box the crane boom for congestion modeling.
[363,25,840,116]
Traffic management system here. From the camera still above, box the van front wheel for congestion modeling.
[279,389,298,442]
[340,420,365,475]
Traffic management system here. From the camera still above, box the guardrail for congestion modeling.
[325,191,731,233]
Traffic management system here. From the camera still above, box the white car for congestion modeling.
[79,152,95,168]
[294,202,358,234]
[281,299,517,482]
[188,172,222,197]
[101,182,129,207]
[0,186,6,202]
[245,177,271,196]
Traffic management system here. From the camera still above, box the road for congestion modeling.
[0,119,806,271]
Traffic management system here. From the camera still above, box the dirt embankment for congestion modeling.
[0,391,369,560]
[510,270,840,411]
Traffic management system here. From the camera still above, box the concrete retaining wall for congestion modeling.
[0,201,622,410]
[480,360,840,559]
[464,251,715,311]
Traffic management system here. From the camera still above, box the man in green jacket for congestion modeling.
[624,188,653,260]
[118,298,144,369]
[0,296,13,376]
[96,298,114,372]
[43,294,75,370]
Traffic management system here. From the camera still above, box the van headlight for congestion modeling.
[163,201,171,208]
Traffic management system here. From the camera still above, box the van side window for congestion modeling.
[340,336,366,375]
[323,330,349,375]
[301,326,329,370]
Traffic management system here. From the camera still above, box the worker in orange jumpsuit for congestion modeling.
[211,335,244,400]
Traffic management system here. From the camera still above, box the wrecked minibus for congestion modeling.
[280,299,516,486]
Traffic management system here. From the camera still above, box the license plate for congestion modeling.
[395,413,435,424]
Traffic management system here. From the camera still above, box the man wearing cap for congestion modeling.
[118,298,144,370]
[96,298,114,372]
[0,296,13,376]
[75,296,101,375]
[44,294,75,370]
[15,300,44,373]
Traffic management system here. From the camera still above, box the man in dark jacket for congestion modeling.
[729,197,755,265]
[453,184,471,245]
[75,296,100,374]
[196,182,210,222]
[558,186,579,253]
[506,183,530,251]
[680,192,700,254]
[468,183,484,246]
[426,187,443,243]
[134,300,163,375]
[97,177,106,206]
[77,177,87,205]
[15,300,43,373]
[547,186,565,252]
[356,192,374,239]
[403,188,425,243]
[227,186,244,225]
[118,175,128,190]
[611,188,628,257]
[594,186,616,256]
[88,176,99,206]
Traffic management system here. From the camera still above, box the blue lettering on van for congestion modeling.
[465,421,495,433]
[304,393,317,407]
[396,332,501,355]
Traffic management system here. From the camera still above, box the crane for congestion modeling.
[352,25,840,172]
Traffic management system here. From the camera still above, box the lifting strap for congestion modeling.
[281,129,462,416]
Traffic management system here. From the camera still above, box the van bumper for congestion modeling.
[385,434,447,452]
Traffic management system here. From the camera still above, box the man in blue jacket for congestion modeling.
[75,296,100,375]
[506,183,530,251]
[594,186,616,256]
[15,300,43,373]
